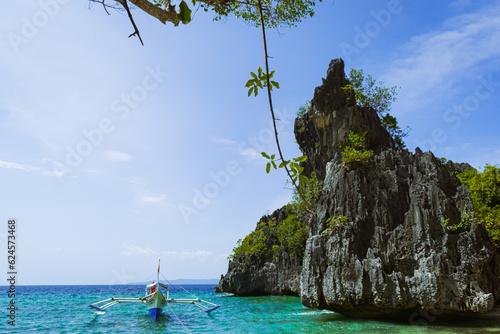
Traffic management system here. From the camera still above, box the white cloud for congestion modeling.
[238,148,261,160]
[103,150,132,162]
[121,244,214,260]
[121,244,156,256]
[138,194,167,205]
[382,3,500,112]
[211,136,236,145]
[161,250,213,260]
[0,160,38,172]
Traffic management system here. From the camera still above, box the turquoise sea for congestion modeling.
[2,284,500,333]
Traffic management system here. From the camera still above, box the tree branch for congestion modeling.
[89,0,123,13]
[257,0,307,204]
[114,0,231,26]
[124,0,179,26]
[91,0,235,27]
[119,0,144,45]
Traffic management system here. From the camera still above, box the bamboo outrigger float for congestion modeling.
[89,260,220,320]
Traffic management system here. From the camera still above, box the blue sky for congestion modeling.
[0,0,499,285]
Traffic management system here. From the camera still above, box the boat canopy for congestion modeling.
[146,282,169,289]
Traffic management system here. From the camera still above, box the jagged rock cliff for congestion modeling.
[301,149,500,317]
[217,58,500,318]
[295,59,394,180]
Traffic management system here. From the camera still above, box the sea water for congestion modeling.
[1,285,499,333]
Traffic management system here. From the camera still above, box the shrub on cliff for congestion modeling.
[277,212,308,259]
[276,172,322,258]
[227,210,309,271]
[342,68,409,147]
[457,164,500,246]
[227,219,278,271]
[290,171,323,213]
[338,131,374,166]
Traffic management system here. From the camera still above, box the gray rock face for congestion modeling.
[217,58,500,318]
[297,58,500,317]
[215,246,302,296]
[301,148,500,317]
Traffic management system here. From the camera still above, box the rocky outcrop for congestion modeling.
[295,58,394,180]
[215,245,302,296]
[215,207,303,296]
[301,148,500,317]
[217,58,500,318]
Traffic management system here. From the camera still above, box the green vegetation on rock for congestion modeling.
[297,100,311,118]
[442,204,478,232]
[277,213,308,258]
[227,209,309,272]
[324,215,349,233]
[342,68,409,147]
[338,131,374,166]
[457,164,500,246]
[227,219,278,272]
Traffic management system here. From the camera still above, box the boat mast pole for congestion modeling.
[157,259,160,293]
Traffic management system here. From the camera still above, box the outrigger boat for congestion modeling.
[89,260,220,320]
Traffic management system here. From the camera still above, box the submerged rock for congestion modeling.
[218,58,500,318]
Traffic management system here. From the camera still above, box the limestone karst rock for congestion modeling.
[217,58,500,318]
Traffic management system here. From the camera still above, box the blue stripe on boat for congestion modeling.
[149,307,163,320]
[204,305,220,313]
[89,304,106,312]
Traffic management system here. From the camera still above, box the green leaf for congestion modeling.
[250,72,258,80]
[279,160,290,168]
[299,175,308,188]
[247,87,253,97]
[270,154,275,160]
[177,0,192,24]
[271,160,277,169]
[261,152,270,159]
[256,81,263,89]
[295,156,307,162]
[258,67,263,77]
[191,0,196,5]
[245,79,254,88]
[271,81,280,89]
[266,162,271,173]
